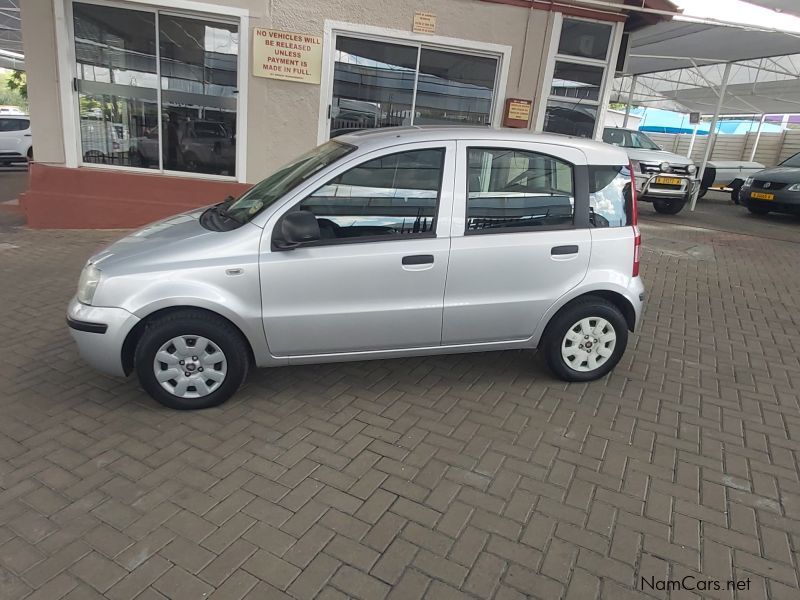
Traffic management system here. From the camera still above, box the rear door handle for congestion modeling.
[551,245,579,255]
[402,254,434,265]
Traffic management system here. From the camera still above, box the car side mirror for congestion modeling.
[276,210,320,249]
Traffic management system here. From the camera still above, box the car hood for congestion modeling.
[89,208,213,269]
[750,166,800,183]
[624,148,694,167]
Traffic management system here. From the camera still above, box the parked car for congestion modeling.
[132,119,235,175]
[0,114,32,165]
[67,127,645,409]
[739,152,800,215]
[698,160,765,203]
[603,127,699,214]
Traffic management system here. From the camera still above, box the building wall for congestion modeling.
[19,0,626,227]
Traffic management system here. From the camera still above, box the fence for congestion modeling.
[645,129,800,167]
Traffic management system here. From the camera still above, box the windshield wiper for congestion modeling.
[215,196,244,225]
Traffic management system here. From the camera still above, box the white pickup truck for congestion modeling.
[699,160,765,202]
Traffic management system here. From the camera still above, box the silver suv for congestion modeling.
[603,127,698,214]
[67,127,645,409]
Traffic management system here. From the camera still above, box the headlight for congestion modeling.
[660,161,671,172]
[77,262,102,305]
[787,183,800,192]
[686,164,697,175]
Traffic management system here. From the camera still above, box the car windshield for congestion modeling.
[780,152,800,168]
[603,129,660,151]
[226,140,355,223]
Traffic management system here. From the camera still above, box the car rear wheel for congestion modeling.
[747,203,770,215]
[541,297,628,382]
[134,310,249,409]
[652,199,686,214]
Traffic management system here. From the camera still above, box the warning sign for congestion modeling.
[253,28,323,84]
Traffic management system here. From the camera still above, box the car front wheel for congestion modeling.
[134,310,250,409]
[541,297,629,382]
[652,199,686,214]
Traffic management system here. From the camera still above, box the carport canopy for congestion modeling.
[611,6,800,209]
[0,0,22,69]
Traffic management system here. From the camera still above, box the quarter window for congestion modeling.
[299,148,445,241]
[0,118,29,132]
[589,165,633,228]
[466,148,574,232]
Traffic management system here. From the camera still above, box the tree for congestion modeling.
[7,70,27,99]
[0,69,27,110]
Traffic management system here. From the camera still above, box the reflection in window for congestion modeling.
[551,62,603,101]
[330,36,500,137]
[415,49,497,126]
[72,2,239,176]
[467,148,574,232]
[159,15,238,175]
[543,100,598,138]
[300,149,445,240]
[330,38,417,138]
[589,165,632,228]
[557,19,612,61]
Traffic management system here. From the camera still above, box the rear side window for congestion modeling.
[300,148,445,241]
[466,148,574,233]
[0,118,29,132]
[589,165,633,227]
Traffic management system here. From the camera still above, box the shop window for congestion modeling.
[542,17,614,139]
[330,36,499,137]
[466,148,574,232]
[72,2,239,177]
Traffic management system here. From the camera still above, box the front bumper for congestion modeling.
[638,174,699,201]
[67,296,140,376]
[740,186,800,213]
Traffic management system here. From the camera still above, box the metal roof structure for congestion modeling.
[0,0,22,69]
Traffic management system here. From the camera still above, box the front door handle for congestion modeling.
[551,245,579,256]
[402,254,434,265]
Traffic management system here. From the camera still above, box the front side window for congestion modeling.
[780,152,800,168]
[466,148,574,232]
[72,2,239,176]
[298,148,445,241]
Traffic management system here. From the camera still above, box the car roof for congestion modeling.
[336,126,629,164]
[0,113,29,118]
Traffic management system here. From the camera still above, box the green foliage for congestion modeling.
[0,69,27,110]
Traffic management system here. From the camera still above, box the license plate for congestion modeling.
[750,192,774,200]
[654,176,682,185]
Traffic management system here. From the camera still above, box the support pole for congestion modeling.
[622,75,637,128]
[686,120,699,158]
[749,113,766,162]
[691,62,731,211]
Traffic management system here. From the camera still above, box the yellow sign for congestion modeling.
[253,28,323,84]
[507,101,531,122]
[413,12,437,34]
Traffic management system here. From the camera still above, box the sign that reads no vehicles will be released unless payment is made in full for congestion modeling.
[253,28,323,84]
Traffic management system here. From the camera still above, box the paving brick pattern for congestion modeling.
[1,200,800,599]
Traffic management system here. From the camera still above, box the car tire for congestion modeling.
[652,199,686,214]
[541,297,629,383]
[134,310,250,410]
[747,203,770,215]
[697,187,707,198]
[730,180,743,204]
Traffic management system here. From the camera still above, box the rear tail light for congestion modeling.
[629,162,641,277]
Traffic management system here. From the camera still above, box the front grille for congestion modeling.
[752,180,787,190]
[640,162,691,176]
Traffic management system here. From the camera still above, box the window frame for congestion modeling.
[57,0,249,182]
[534,13,623,140]
[268,141,456,250]
[452,140,590,237]
[317,21,512,144]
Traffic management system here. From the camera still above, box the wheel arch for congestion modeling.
[121,305,256,376]
[538,289,638,347]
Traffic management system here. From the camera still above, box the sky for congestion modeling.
[672,0,800,33]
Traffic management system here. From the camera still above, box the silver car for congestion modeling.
[67,127,645,409]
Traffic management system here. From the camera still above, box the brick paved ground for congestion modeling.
[1,195,800,599]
